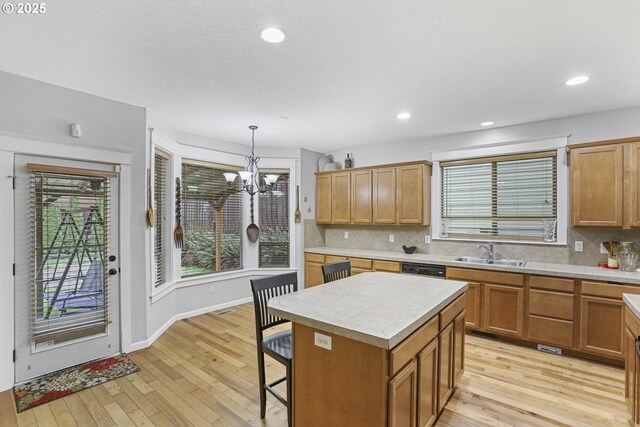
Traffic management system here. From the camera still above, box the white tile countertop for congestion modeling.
[624,294,640,320]
[305,247,640,285]
[267,272,467,349]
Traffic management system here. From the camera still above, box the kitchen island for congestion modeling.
[268,272,467,427]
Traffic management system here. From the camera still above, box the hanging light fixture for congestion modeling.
[224,125,279,195]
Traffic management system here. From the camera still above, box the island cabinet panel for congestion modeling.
[624,307,640,424]
[331,172,351,223]
[304,253,325,288]
[483,284,524,338]
[315,174,332,224]
[352,169,373,223]
[464,283,482,329]
[373,167,397,223]
[417,339,438,427]
[437,322,454,412]
[388,360,417,427]
[453,311,465,385]
[570,144,624,227]
[293,324,388,427]
[397,164,431,225]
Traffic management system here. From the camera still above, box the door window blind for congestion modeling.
[154,151,169,287]
[440,151,557,241]
[181,160,243,276]
[29,168,111,344]
[258,171,290,267]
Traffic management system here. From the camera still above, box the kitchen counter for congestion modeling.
[268,271,467,349]
[305,246,640,285]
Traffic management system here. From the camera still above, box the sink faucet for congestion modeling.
[477,241,495,262]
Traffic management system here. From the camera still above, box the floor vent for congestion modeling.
[215,309,235,316]
[537,344,562,355]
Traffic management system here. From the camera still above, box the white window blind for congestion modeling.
[181,160,243,276]
[440,151,557,241]
[153,151,168,287]
[258,171,290,267]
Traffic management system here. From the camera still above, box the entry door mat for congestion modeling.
[13,353,140,412]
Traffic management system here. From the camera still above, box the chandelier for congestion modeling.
[223,125,279,195]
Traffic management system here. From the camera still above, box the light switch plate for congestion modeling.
[389,234,395,243]
[574,241,584,252]
[314,332,332,350]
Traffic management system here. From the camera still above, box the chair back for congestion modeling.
[322,261,351,283]
[250,272,298,341]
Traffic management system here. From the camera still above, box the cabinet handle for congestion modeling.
[636,337,640,358]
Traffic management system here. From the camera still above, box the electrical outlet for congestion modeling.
[574,241,584,252]
[600,243,608,254]
[389,234,395,243]
[344,231,349,239]
[314,332,332,350]
[425,235,431,244]
[209,285,215,293]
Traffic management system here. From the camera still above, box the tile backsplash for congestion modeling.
[313,223,640,267]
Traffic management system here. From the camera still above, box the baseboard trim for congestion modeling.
[126,296,253,353]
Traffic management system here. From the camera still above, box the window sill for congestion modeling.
[431,237,567,246]
[150,267,297,304]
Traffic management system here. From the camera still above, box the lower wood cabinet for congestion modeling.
[304,253,325,288]
[624,308,640,425]
[304,252,401,287]
[437,322,454,412]
[389,360,418,427]
[453,312,465,385]
[417,339,438,427]
[483,284,524,338]
[464,283,482,329]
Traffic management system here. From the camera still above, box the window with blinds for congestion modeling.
[181,160,243,276]
[258,171,290,267]
[153,151,169,287]
[440,151,557,241]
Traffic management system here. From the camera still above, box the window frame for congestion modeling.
[431,138,568,245]
[153,149,170,287]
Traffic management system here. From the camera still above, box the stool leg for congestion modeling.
[257,350,267,418]
[286,361,292,427]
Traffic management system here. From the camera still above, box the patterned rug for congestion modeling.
[13,353,140,412]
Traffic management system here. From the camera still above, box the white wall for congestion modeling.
[327,106,640,167]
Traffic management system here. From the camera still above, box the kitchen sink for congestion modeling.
[453,256,526,267]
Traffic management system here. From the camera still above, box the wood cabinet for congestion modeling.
[304,253,400,287]
[352,170,373,223]
[315,161,431,225]
[527,276,576,349]
[315,174,332,224]
[373,167,397,224]
[388,360,417,427]
[397,164,431,225]
[417,339,438,427]
[437,322,454,412]
[453,311,465,386]
[350,257,373,275]
[304,253,326,288]
[484,284,524,338]
[373,260,401,273]
[464,282,482,329]
[569,137,640,228]
[625,307,640,425]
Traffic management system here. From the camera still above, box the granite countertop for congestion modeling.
[624,294,640,320]
[305,247,640,285]
[267,272,467,349]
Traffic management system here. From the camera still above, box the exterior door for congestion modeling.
[14,155,120,382]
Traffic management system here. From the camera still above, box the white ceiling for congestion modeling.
[1,1,639,151]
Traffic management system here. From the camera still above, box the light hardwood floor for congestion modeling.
[0,303,630,426]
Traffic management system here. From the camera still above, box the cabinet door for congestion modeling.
[331,172,351,223]
[483,284,524,338]
[580,295,624,359]
[570,144,623,227]
[453,311,465,386]
[417,339,438,427]
[628,142,640,228]
[438,322,454,412]
[352,170,373,223]
[304,262,324,288]
[316,174,332,224]
[388,359,417,427]
[397,164,429,225]
[625,325,639,422]
[373,168,397,224]
[465,283,482,329]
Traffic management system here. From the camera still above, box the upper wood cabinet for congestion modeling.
[569,137,640,228]
[315,161,431,225]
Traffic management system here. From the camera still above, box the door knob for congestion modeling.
[109,255,117,262]
[108,268,118,276]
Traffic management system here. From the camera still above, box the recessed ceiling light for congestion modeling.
[566,76,589,86]
[480,121,495,127]
[261,28,286,43]
[396,112,411,120]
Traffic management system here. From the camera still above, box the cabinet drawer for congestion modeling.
[325,255,347,263]
[373,260,401,273]
[390,315,438,376]
[529,275,574,293]
[528,290,574,321]
[440,295,465,330]
[528,315,574,348]
[582,281,640,299]
[305,253,325,263]
[349,258,372,269]
[446,267,524,287]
